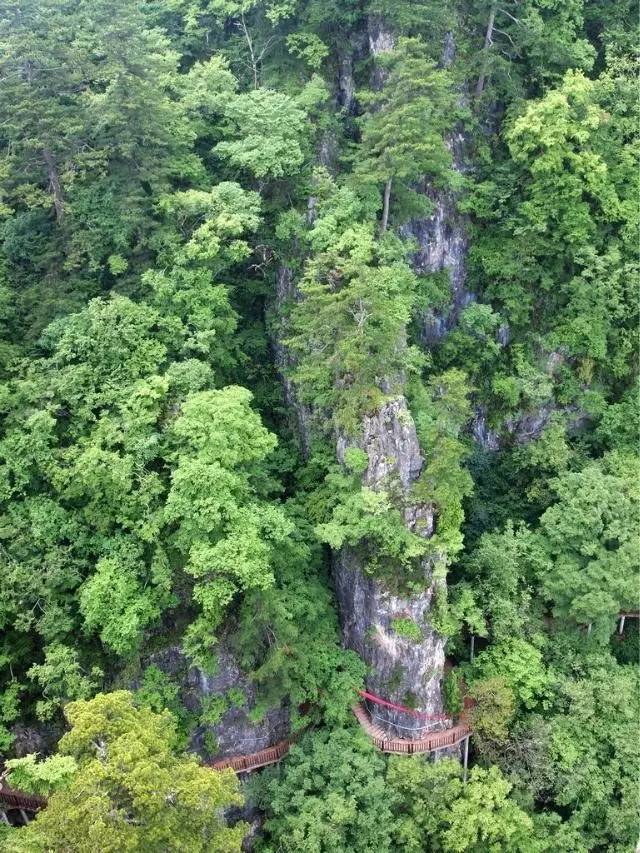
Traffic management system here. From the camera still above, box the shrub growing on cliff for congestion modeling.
[391,617,423,642]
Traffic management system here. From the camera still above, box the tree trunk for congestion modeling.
[475,2,497,98]
[42,148,64,223]
[381,176,392,232]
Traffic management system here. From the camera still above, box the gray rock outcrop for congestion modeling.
[334,398,447,739]
[144,643,289,762]
[401,31,474,346]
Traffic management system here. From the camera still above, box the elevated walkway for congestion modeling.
[352,702,470,754]
[209,737,293,774]
[0,778,46,825]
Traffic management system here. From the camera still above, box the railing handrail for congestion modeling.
[353,702,471,755]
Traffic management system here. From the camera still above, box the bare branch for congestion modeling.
[497,8,522,24]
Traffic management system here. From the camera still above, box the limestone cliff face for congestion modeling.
[263,26,454,743]
[401,33,474,346]
[269,284,449,738]
[471,349,591,452]
[145,643,289,762]
[401,152,473,346]
[367,16,395,57]
[334,398,447,739]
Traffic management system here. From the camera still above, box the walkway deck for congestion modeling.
[0,780,46,813]
[0,779,46,825]
[209,737,293,774]
[352,703,471,754]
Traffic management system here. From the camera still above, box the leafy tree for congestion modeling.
[468,68,638,407]
[458,521,544,643]
[441,765,537,852]
[27,645,102,723]
[538,455,638,634]
[6,691,244,853]
[4,753,77,797]
[287,180,420,429]
[355,37,456,231]
[164,385,292,667]
[215,88,312,179]
[0,289,288,711]
[386,757,537,853]
[135,665,196,743]
[387,756,464,852]
[315,470,428,582]
[546,663,639,850]
[0,0,196,340]
[467,678,516,759]
[0,152,290,716]
[0,671,21,751]
[471,638,549,711]
[470,0,595,100]
[234,514,366,728]
[411,369,474,562]
[0,3,636,850]
[253,728,393,853]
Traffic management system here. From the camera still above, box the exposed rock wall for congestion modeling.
[401,32,474,346]
[264,23,453,745]
[471,349,591,451]
[367,16,395,57]
[367,15,395,88]
[334,398,447,739]
[401,135,473,348]
[145,643,289,762]
[8,723,61,759]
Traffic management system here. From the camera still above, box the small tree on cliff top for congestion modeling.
[355,37,456,231]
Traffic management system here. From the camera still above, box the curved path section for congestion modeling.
[352,703,470,754]
[208,690,475,774]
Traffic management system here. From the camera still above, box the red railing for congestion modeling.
[358,689,452,721]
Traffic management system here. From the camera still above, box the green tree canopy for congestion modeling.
[355,37,456,231]
[538,454,638,634]
[253,728,393,853]
[6,691,244,853]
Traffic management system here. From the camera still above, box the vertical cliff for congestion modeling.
[143,642,290,762]
[401,145,472,347]
[333,398,447,738]
[270,266,314,457]
[265,22,459,742]
[401,36,474,347]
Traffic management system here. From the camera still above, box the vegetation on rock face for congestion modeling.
[0,0,637,850]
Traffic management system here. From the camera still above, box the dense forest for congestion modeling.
[0,0,638,850]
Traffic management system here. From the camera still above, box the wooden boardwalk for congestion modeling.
[0,779,46,825]
[0,779,46,812]
[209,694,474,776]
[352,703,470,754]
[209,737,293,774]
